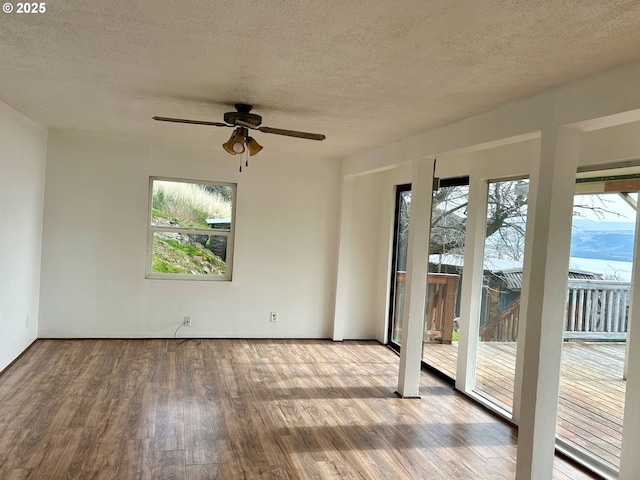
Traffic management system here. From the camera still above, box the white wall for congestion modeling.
[336,172,385,340]
[0,101,47,371]
[38,131,341,338]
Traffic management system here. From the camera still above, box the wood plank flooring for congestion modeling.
[0,339,594,479]
[423,341,626,470]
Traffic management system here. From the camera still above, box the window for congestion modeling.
[146,177,236,280]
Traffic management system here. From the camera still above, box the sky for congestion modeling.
[573,193,637,223]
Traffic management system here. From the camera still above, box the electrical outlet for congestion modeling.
[270,312,278,323]
[183,316,191,327]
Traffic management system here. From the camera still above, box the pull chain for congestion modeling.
[238,139,249,172]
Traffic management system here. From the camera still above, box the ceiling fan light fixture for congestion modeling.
[153,105,326,159]
[246,136,263,156]
[222,138,238,155]
[222,128,246,155]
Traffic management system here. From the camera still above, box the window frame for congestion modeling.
[145,176,236,281]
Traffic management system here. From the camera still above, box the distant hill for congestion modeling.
[570,220,635,262]
[572,219,635,232]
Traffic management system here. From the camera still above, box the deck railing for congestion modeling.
[424,273,460,344]
[395,273,631,343]
[480,279,630,342]
[564,279,630,340]
[480,296,520,341]
[393,272,459,344]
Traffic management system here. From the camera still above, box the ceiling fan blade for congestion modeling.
[258,126,326,141]
[153,116,229,127]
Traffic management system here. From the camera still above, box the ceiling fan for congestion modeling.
[153,104,326,160]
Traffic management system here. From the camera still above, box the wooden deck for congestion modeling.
[423,341,626,470]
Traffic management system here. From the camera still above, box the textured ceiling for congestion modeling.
[2,0,640,158]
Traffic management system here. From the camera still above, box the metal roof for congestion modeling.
[491,268,602,290]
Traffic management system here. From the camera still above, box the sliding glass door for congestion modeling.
[388,179,468,381]
[388,185,411,349]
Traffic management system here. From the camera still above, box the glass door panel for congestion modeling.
[473,178,529,413]
[556,180,638,473]
[422,183,469,380]
[388,185,411,349]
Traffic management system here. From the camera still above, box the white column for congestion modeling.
[455,175,488,392]
[332,176,354,342]
[397,157,435,397]
[623,205,639,381]
[516,127,581,480]
[619,204,640,479]
[512,146,541,424]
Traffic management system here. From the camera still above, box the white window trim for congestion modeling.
[145,176,236,281]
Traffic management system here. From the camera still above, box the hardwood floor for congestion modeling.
[0,339,594,479]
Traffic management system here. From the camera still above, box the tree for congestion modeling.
[430,181,528,261]
[401,180,621,264]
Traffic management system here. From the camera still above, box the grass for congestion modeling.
[152,180,232,228]
[152,257,183,274]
